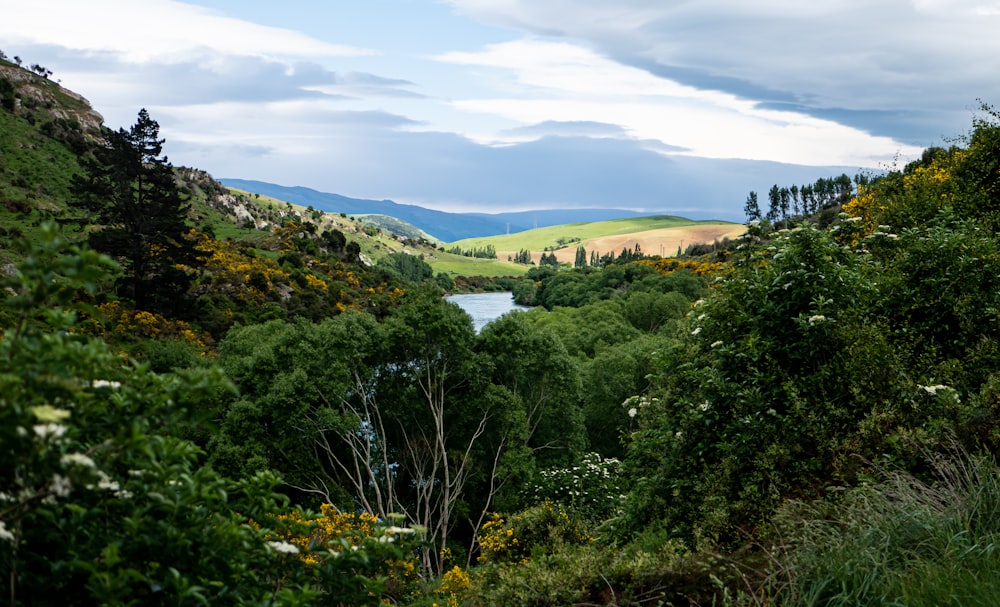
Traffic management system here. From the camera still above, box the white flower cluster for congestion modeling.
[86,470,132,499]
[267,540,300,554]
[0,521,14,543]
[49,474,72,498]
[807,315,827,324]
[918,384,959,401]
[622,395,658,418]
[61,453,96,469]
[920,384,949,395]
[33,423,67,440]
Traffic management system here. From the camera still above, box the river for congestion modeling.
[445,292,531,333]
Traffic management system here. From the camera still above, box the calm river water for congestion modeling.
[445,292,531,333]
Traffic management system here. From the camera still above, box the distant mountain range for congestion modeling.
[220,179,661,242]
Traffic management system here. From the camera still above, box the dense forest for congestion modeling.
[5,54,1000,606]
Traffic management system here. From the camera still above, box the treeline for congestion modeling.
[512,244,651,268]
[0,49,54,79]
[744,172,869,224]
[446,243,496,258]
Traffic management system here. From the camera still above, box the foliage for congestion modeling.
[528,453,626,522]
[446,243,496,259]
[515,261,708,310]
[470,528,737,607]
[0,224,407,606]
[582,334,667,458]
[476,500,591,565]
[433,565,473,607]
[621,112,1000,547]
[476,312,586,470]
[623,223,907,543]
[378,251,435,282]
[69,109,198,314]
[211,288,526,574]
[764,448,1000,607]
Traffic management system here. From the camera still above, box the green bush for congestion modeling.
[0,224,411,605]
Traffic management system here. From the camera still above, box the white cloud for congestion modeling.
[0,0,371,63]
[446,0,1000,142]
[438,39,921,166]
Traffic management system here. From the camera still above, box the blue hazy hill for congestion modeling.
[220,179,653,241]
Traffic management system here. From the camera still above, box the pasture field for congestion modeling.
[448,216,745,265]
[425,250,530,277]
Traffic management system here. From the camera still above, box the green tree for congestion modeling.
[476,313,586,470]
[377,251,434,283]
[213,288,515,574]
[744,190,761,222]
[70,109,197,314]
[767,185,780,222]
[0,224,404,606]
[574,246,587,268]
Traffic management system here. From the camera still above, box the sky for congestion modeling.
[2,0,998,220]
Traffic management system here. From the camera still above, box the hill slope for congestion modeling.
[449,216,745,264]
[219,178,650,241]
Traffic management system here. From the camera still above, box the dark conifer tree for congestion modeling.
[779,187,791,220]
[70,109,197,314]
[744,191,761,222]
[767,185,781,222]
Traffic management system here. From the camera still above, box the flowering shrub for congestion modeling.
[477,499,591,565]
[529,452,626,521]
[86,299,212,351]
[434,565,472,607]
[636,257,730,277]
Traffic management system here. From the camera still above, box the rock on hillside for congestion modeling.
[0,62,104,137]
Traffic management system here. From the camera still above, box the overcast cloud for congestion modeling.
[1,0,994,221]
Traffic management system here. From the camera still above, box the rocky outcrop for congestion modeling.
[0,63,104,136]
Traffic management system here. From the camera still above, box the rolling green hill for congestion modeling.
[448,215,737,251]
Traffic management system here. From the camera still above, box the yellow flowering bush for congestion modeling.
[477,499,591,565]
[84,300,212,353]
[636,257,730,277]
[434,565,472,607]
[841,146,965,235]
[194,235,290,304]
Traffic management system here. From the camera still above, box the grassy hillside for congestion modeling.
[423,250,529,278]
[448,215,745,264]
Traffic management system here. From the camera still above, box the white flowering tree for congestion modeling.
[622,223,889,543]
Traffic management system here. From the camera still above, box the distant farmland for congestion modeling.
[448,216,745,265]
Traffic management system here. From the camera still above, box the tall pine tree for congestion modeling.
[71,109,197,314]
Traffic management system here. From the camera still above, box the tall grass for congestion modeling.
[762,447,1000,607]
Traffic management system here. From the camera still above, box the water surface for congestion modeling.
[446,292,530,333]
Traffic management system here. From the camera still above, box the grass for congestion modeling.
[427,250,529,278]
[0,108,80,209]
[447,215,736,252]
[759,447,1000,607]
